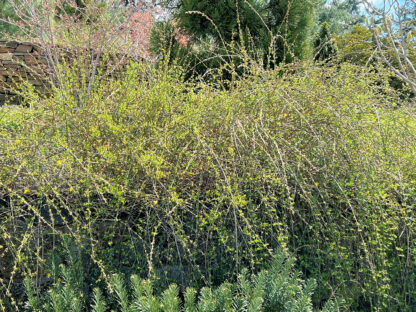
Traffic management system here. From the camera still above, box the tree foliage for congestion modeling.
[169,0,317,65]
[335,24,374,65]
[316,0,364,35]
[314,21,337,61]
[0,0,20,37]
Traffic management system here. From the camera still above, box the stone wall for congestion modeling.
[0,40,48,104]
[0,40,139,105]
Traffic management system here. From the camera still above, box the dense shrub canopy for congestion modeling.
[1,61,415,310]
[1,0,416,311]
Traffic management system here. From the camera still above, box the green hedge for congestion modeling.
[0,62,415,311]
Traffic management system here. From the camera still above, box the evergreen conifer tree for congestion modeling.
[264,0,316,63]
[314,21,337,61]
[169,0,317,64]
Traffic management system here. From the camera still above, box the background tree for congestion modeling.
[314,21,337,61]
[316,0,364,35]
[335,24,374,65]
[173,0,264,42]
[0,0,20,37]
[149,19,192,66]
[363,0,416,94]
[164,0,317,66]
[264,0,316,63]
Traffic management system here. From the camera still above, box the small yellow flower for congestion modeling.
[24,188,29,194]
[315,182,319,187]
[15,139,21,144]
[47,272,51,278]
[57,160,62,166]
[69,187,73,192]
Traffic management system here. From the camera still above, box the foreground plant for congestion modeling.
[23,245,336,312]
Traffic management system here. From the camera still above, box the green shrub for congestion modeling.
[23,245,336,312]
[0,61,415,311]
